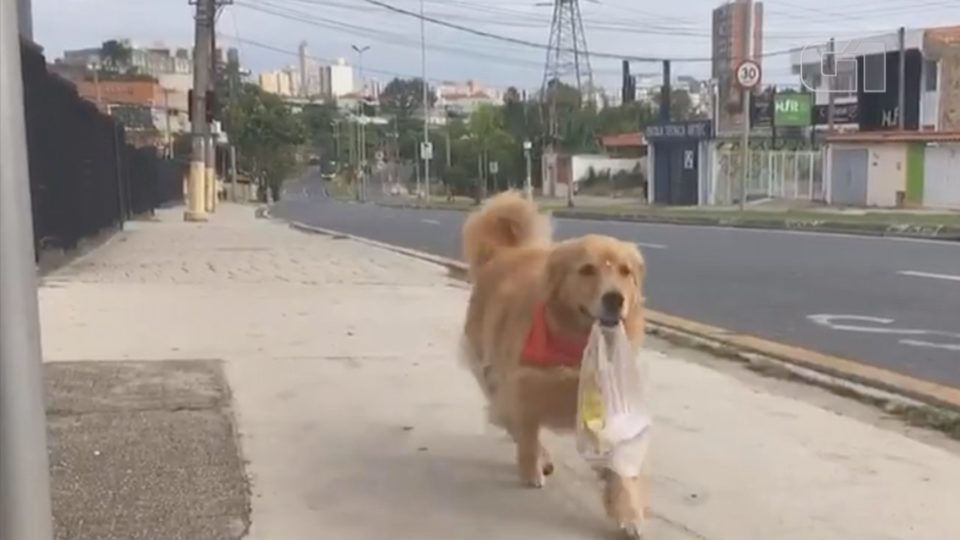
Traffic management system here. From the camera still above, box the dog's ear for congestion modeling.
[543,244,572,298]
[627,243,646,287]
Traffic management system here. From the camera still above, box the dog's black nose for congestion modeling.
[602,291,624,312]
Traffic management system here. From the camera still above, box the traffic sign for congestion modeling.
[735,60,762,89]
[489,161,499,174]
[420,141,433,160]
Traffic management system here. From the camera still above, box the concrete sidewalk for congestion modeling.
[40,204,960,539]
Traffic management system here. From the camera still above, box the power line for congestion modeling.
[237,0,549,69]
[235,0,633,76]
[359,0,802,63]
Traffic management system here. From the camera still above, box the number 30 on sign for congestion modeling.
[735,60,762,89]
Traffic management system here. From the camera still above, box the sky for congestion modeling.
[33,0,959,93]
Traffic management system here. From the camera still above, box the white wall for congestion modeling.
[866,144,907,207]
[924,143,960,209]
[572,155,643,184]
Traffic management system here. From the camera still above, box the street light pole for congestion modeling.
[1,1,55,538]
[420,0,430,202]
[351,44,370,202]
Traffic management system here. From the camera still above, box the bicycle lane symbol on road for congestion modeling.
[807,314,960,352]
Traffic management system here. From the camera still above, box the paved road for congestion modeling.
[273,174,960,389]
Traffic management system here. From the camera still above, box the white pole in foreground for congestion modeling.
[0,2,56,539]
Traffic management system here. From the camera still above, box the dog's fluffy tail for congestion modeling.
[462,190,551,276]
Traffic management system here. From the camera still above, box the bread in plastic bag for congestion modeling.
[576,322,651,477]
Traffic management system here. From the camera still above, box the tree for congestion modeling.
[595,101,657,135]
[468,104,516,196]
[652,88,695,121]
[299,102,340,166]
[224,84,306,201]
[380,78,435,121]
[100,40,132,72]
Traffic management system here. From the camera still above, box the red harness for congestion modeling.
[521,302,589,368]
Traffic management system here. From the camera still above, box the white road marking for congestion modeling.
[563,219,958,245]
[897,270,960,282]
[899,339,960,352]
[807,314,923,335]
[635,242,667,250]
[807,314,960,352]
[420,219,441,225]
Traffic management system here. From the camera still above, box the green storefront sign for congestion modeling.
[774,94,812,127]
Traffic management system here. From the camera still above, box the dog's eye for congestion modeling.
[578,264,597,276]
[618,264,631,277]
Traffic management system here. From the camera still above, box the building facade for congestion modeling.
[789,25,959,132]
[258,68,300,97]
[61,41,192,78]
[320,58,355,99]
[711,0,764,134]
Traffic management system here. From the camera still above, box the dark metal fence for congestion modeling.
[19,40,184,254]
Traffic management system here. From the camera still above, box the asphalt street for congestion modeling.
[272,174,960,389]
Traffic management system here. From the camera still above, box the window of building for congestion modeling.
[924,59,939,92]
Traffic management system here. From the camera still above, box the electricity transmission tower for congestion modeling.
[540,0,594,205]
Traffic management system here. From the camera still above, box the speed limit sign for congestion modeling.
[735,59,762,89]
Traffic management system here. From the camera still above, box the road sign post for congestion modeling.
[420,141,433,200]
[735,59,761,211]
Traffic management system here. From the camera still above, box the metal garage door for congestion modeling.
[923,144,960,209]
[830,148,869,206]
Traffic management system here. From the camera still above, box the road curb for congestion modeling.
[370,201,960,241]
[277,214,960,415]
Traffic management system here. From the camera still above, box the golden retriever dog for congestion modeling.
[460,191,648,537]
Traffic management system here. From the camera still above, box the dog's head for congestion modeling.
[544,235,645,331]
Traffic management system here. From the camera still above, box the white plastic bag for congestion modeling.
[576,323,651,477]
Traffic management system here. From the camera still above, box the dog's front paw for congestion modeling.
[521,468,546,489]
[620,521,644,539]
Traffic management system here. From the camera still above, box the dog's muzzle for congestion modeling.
[599,291,624,327]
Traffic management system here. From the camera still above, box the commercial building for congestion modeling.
[61,41,192,78]
[785,26,960,209]
[711,0,764,134]
[789,26,959,132]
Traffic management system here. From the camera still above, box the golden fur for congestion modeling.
[460,191,648,536]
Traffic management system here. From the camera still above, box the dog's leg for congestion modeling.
[514,418,546,488]
[539,445,555,477]
[602,469,647,538]
[504,416,554,484]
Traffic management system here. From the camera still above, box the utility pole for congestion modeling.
[660,60,672,124]
[523,140,533,200]
[185,0,213,221]
[229,145,238,202]
[420,0,430,202]
[475,151,483,205]
[332,120,341,170]
[17,0,33,40]
[1,1,55,538]
[93,63,103,110]
[163,88,173,157]
[352,45,370,202]
[827,37,836,134]
[897,26,906,130]
[206,18,219,211]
